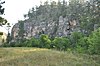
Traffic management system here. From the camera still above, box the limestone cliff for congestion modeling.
[11,15,80,39]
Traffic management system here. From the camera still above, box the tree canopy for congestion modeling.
[0,0,7,26]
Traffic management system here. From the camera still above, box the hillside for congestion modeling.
[11,0,99,40]
[0,47,100,66]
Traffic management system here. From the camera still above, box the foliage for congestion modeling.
[26,38,39,47]
[70,32,84,48]
[39,34,51,48]
[0,0,7,26]
[0,17,7,26]
[3,28,100,55]
[87,28,100,55]
[75,28,100,55]
[52,37,70,51]
[0,0,5,14]
[76,37,89,53]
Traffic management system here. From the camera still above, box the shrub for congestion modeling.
[52,37,70,51]
[87,28,100,55]
[1,43,10,47]
[14,38,28,47]
[76,37,89,53]
[39,34,51,48]
[26,38,39,47]
[70,32,84,48]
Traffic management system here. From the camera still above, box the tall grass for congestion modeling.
[0,47,100,66]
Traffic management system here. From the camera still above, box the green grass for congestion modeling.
[0,35,2,45]
[0,47,100,66]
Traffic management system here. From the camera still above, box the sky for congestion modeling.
[1,0,67,33]
[3,0,60,24]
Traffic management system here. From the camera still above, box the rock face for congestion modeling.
[11,16,80,39]
[11,23,19,39]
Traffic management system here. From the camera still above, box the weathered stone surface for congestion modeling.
[11,16,80,39]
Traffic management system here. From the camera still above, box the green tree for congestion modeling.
[39,34,51,48]
[52,37,70,51]
[26,38,39,47]
[76,37,89,53]
[0,0,7,26]
[70,32,84,48]
[88,28,100,55]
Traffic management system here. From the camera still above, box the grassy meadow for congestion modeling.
[0,47,100,66]
[0,35,2,45]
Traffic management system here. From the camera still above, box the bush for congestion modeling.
[1,43,10,47]
[39,34,51,48]
[52,37,70,51]
[14,38,28,47]
[26,38,39,47]
[87,28,100,55]
[76,37,89,53]
[70,32,84,48]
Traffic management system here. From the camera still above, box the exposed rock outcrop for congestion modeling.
[11,16,80,40]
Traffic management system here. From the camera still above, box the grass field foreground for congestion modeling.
[0,47,100,66]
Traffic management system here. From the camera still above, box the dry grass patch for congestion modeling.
[0,47,100,66]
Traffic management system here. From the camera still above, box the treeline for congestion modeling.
[3,28,100,55]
